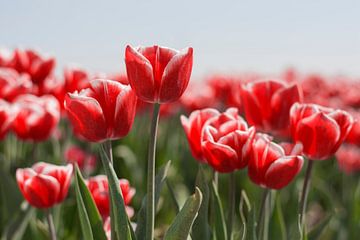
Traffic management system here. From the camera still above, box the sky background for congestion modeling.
[1,0,359,79]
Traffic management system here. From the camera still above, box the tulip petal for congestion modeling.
[264,156,303,189]
[328,110,354,153]
[23,175,60,208]
[125,45,155,102]
[202,140,237,173]
[296,112,340,160]
[65,93,107,142]
[45,164,73,202]
[240,85,263,126]
[113,85,137,138]
[159,47,193,103]
[270,83,301,131]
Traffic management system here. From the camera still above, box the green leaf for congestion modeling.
[307,215,332,240]
[1,204,35,240]
[191,165,211,240]
[0,167,23,232]
[74,165,107,240]
[135,161,171,240]
[211,182,227,240]
[164,187,203,240]
[239,190,251,240]
[100,146,132,240]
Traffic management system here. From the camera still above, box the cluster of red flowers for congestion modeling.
[3,44,358,235]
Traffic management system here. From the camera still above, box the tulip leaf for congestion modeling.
[74,165,107,240]
[239,190,252,240]
[163,187,203,240]
[135,160,171,240]
[211,182,227,240]
[191,165,211,240]
[100,146,133,240]
[1,204,35,240]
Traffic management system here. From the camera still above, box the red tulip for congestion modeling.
[241,79,302,137]
[0,68,32,101]
[201,108,255,173]
[336,144,360,174]
[346,113,360,147]
[11,48,55,85]
[16,162,73,208]
[248,134,303,189]
[125,45,193,103]
[86,175,135,218]
[64,67,90,93]
[0,100,12,139]
[181,108,220,162]
[12,94,60,141]
[180,83,217,112]
[64,146,97,173]
[290,103,354,160]
[65,79,137,142]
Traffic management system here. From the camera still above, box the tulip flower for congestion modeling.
[125,45,193,103]
[248,134,304,189]
[290,103,354,160]
[64,145,97,174]
[336,144,360,174]
[64,79,137,142]
[346,113,360,147]
[11,48,55,85]
[201,108,255,173]
[16,162,73,208]
[12,94,60,141]
[181,108,220,161]
[0,68,32,101]
[86,175,135,218]
[0,100,12,139]
[241,79,302,137]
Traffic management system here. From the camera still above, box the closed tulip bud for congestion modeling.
[241,79,302,137]
[12,94,60,141]
[290,103,354,160]
[16,162,73,208]
[248,134,304,189]
[65,79,137,142]
[86,175,135,218]
[125,45,193,103]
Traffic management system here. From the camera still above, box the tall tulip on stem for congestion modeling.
[290,103,353,236]
[125,44,193,240]
[248,134,304,239]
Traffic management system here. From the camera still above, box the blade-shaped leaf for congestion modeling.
[211,181,227,240]
[192,165,211,240]
[239,190,251,240]
[136,161,171,240]
[164,187,203,240]
[100,147,132,240]
[1,204,35,240]
[74,165,107,240]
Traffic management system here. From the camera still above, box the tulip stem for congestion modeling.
[257,188,269,240]
[227,172,236,240]
[146,103,160,240]
[46,209,57,240]
[103,140,113,164]
[298,160,314,237]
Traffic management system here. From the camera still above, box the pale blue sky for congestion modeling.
[1,0,359,77]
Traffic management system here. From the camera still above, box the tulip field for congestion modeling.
[0,46,359,240]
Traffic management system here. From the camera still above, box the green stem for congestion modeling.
[101,141,116,240]
[46,209,57,240]
[257,188,269,240]
[227,172,236,240]
[146,103,161,240]
[298,160,314,237]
